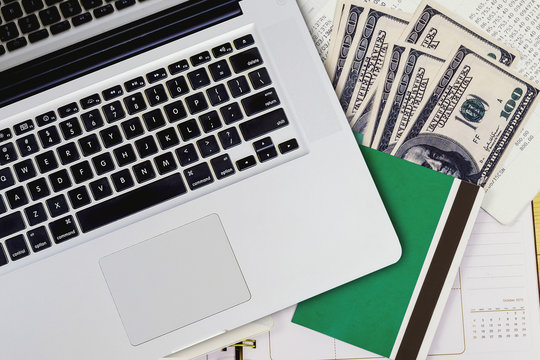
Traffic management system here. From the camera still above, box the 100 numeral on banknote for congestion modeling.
[393,45,539,187]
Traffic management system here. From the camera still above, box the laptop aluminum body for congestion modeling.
[0,1,401,359]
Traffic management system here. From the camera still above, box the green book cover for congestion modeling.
[292,139,484,360]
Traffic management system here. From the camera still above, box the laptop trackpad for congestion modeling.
[99,214,251,346]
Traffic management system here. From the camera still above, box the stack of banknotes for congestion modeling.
[326,0,539,187]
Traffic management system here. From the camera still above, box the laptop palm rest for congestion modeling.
[99,214,251,346]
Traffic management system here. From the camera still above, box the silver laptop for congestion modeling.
[0,1,401,359]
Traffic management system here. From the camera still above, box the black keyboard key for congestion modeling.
[99,125,123,148]
[145,84,168,107]
[132,160,155,183]
[146,68,167,84]
[22,0,45,13]
[46,194,69,217]
[77,173,187,232]
[16,134,40,156]
[102,85,123,100]
[124,76,145,92]
[123,93,147,115]
[49,169,71,192]
[81,0,102,10]
[50,20,70,35]
[13,159,37,182]
[209,60,232,81]
[49,215,78,243]
[115,0,135,10]
[142,109,166,131]
[175,143,198,166]
[59,117,83,140]
[0,45,5,56]
[253,137,278,163]
[0,128,13,143]
[0,245,7,267]
[236,155,256,171]
[196,135,220,158]
[154,152,177,175]
[35,150,58,173]
[80,93,101,109]
[121,117,144,139]
[185,92,208,114]
[27,177,50,201]
[241,88,280,116]
[58,102,79,118]
[93,4,113,18]
[210,154,235,180]
[199,110,222,133]
[168,59,189,75]
[177,119,200,142]
[248,68,272,90]
[89,177,112,200]
[218,127,241,150]
[212,42,233,58]
[79,134,101,156]
[0,168,15,190]
[39,6,61,26]
[6,186,29,209]
[71,11,92,26]
[103,100,126,122]
[190,51,211,66]
[239,108,289,141]
[135,135,158,158]
[184,162,213,190]
[220,103,243,125]
[2,2,22,22]
[36,111,57,127]
[81,109,104,131]
[164,100,187,123]
[60,0,81,17]
[14,119,35,136]
[27,226,52,253]
[110,168,134,192]
[187,68,211,90]
[38,126,61,148]
[0,196,5,215]
[28,29,48,43]
[166,76,189,98]
[25,203,48,226]
[5,235,29,261]
[92,152,115,175]
[0,22,19,42]
[279,138,299,154]
[230,47,263,74]
[156,127,179,150]
[57,142,80,165]
[6,37,27,51]
[227,76,251,98]
[233,34,254,50]
[18,14,40,34]
[206,84,229,106]
[0,212,25,239]
[45,0,63,6]
[68,186,91,209]
[0,142,18,165]
[113,144,136,167]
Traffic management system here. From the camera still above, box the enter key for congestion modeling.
[241,87,281,116]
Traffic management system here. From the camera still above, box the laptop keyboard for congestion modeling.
[0,0,145,54]
[0,33,300,268]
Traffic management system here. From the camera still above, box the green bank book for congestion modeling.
[292,138,484,360]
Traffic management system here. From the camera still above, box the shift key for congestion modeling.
[239,108,289,141]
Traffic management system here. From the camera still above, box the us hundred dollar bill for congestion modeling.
[335,5,410,119]
[392,44,539,187]
[371,45,445,153]
[326,1,368,88]
[401,0,519,68]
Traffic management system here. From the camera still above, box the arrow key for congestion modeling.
[236,155,256,171]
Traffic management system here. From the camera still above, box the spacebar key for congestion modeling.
[76,174,187,233]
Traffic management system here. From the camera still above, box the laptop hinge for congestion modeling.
[0,0,242,108]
